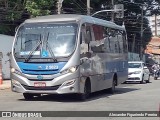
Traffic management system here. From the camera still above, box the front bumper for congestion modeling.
[11,72,81,94]
[126,74,142,82]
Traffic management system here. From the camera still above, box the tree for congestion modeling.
[0,0,56,35]
[0,0,26,35]
[25,0,55,17]
[0,0,158,43]
[117,0,152,53]
[82,0,152,53]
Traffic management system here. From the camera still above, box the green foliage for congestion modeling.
[0,0,25,35]
[0,25,10,34]
[0,0,56,35]
[6,11,22,21]
[25,0,53,17]
[124,1,152,53]
[0,0,159,42]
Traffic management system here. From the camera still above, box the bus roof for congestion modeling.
[24,14,125,30]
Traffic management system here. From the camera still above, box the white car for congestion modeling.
[126,61,150,83]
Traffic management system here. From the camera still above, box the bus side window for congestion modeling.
[81,24,89,44]
[91,24,106,53]
[122,31,128,53]
[109,28,116,53]
[85,27,91,44]
[80,24,89,54]
[117,30,124,53]
[103,27,111,53]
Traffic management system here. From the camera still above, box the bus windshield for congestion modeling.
[14,23,78,60]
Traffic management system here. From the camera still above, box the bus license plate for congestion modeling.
[34,82,46,87]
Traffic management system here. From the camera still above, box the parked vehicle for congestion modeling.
[126,61,150,84]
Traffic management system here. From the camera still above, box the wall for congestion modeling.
[128,52,145,62]
[0,34,14,79]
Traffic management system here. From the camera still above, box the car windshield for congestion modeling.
[14,23,78,59]
[128,63,142,68]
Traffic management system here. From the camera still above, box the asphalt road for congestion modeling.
[0,77,160,120]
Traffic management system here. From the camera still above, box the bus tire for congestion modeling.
[78,80,91,101]
[108,77,116,94]
[23,93,34,100]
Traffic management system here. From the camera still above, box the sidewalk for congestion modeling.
[0,80,11,90]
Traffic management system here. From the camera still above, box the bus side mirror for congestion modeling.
[15,26,18,33]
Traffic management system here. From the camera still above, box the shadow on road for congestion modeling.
[123,81,153,84]
[18,87,139,102]
[85,87,139,102]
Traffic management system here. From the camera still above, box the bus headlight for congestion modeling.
[11,68,15,73]
[60,66,78,74]
[11,68,22,75]
[68,66,77,73]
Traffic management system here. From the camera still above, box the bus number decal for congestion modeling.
[46,65,58,70]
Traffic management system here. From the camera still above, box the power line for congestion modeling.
[79,0,87,8]
[70,0,86,13]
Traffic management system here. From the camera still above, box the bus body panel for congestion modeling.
[11,35,82,94]
[79,20,128,93]
[11,14,128,96]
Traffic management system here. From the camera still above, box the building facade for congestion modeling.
[145,37,160,64]
[147,15,160,36]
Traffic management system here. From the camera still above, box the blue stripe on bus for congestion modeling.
[17,62,67,75]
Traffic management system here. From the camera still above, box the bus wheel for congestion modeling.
[78,80,91,101]
[23,93,34,100]
[108,78,116,94]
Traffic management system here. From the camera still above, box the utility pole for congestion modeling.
[140,5,144,60]
[155,14,157,36]
[87,0,90,15]
[111,0,114,22]
[57,0,64,14]
[132,34,136,53]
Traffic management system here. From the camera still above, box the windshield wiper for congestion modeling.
[25,33,57,62]
[25,35,42,62]
[24,39,34,44]
[45,33,57,62]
